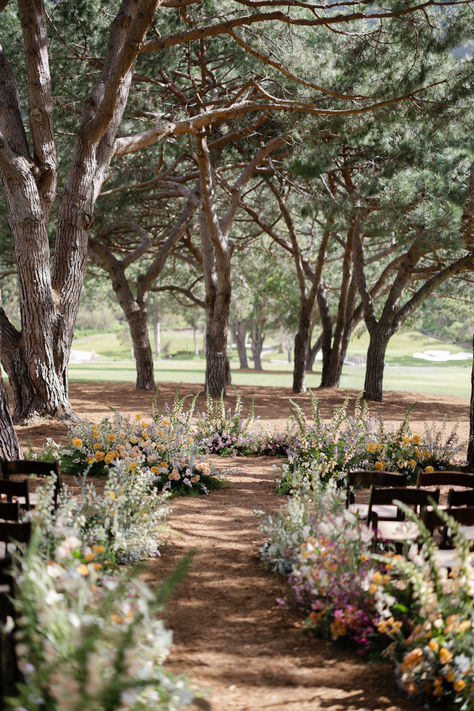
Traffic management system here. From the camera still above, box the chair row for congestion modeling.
[0,500,32,710]
[346,469,474,524]
[0,459,62,509]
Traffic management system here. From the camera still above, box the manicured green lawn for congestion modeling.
[70,329,472,398]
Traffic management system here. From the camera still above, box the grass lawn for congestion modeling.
[70,329,472,398]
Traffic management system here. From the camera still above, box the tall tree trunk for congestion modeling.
[251,315,265,371]
[129,305,155,390]
[468,335,474,470]
[0,374,21,459]
[363,327,391,402]
[292,304,311,393]
[231,319,249,369]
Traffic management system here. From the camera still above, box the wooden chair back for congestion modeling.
[367,486,439,525]
[0,480,30,511]
[416,471,474,488]
[1,459,62,507]
[447,489,474,508]
[346,470,407,506]
[0,503,21,522]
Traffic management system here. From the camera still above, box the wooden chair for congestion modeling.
[423,506,474,546]
[0,480,30,511]
[447,489,474,508]
[0,502,21,523]
[0,554,16,711]
[1,459,62,508]
[416,470,474,489]
[346,470,407,521]
[369,487,440,549]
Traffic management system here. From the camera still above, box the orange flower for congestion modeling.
[72,437,82,448]
[440,647,453,665]
[425,465,435,473]
[76,564,90,576]
[374,461,386,471]
[454,680,466,692]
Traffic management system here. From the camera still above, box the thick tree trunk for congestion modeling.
[363,327,391,402]
[0,376,21,459]
[231,319,249,369]
[292,306,311,393]
[129,306,155,390]
[251,315,265,371]
[205,308,231,396]
[468,335,474,470]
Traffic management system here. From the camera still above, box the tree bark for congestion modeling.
[251,315,265,371]
[0,0,160,421]
[231,319,249,369]
[468,334,474,470]
[293,305,312,392]
[363,327,392,402]
[0,372,21,459]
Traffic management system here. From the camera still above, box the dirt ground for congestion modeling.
[15,382,472,711]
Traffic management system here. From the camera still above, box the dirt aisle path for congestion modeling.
[145,457,416,711]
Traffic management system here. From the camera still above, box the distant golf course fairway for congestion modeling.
[70,329,472,398]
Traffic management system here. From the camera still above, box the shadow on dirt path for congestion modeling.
[145,457,417,711]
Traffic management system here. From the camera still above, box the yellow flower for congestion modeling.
[374,461,386,471]
[160,461,168,468]
[428,640,439,652]
[72,437,82,448]
[408,459,416,468]
[425,465,435,473]
[94,451,105,461]
[412,434,420,444]
[372,571,383,584]
[454,680,466,692]
[93,443,102,450]
[440,647,453,665]
[84,552,96,562]
[150,466,159,474]
[93,545,106,553]
[108,492,116,500]
[402,436,410,445]
[76,564,90,576]
[445,670,455,683]
[367,442,377,453]
[104,452,116,464]
[86,457,94,464]
[191,475,201,483]
[457,620,471,634]
[128,462,137,471]
[136,413,142,420]
[107,433,116,442]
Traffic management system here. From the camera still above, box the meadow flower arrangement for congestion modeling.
[372,509,474,709]
[48,402,223,496]
[194,389,256,455]
[10,535,194,711]
[261,471,388,653]
[260,469,345,574]
[362,412,462,484]
[33,463,170,564]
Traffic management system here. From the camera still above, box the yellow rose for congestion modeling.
[107,433,116,442]
[374,461,386,471]
[454,680,466,692]
[72,437,82,448]
[367,442,377,453]
[412,434,420,444]
[425,465,435,473]
[94,451,105,461]
[76,564,90,576]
